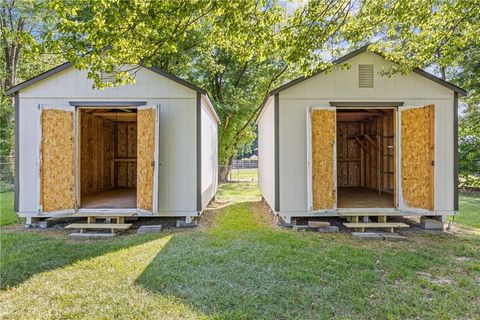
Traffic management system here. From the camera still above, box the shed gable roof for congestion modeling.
[5,62,207,96]
[270,46,467,96]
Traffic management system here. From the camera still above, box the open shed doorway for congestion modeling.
[336,108,396,208]
[79,107,138,209]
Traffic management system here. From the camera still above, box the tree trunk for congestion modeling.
[218,155,234,182]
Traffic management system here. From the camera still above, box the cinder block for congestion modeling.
[317,226,339,233]
[351,232,383,240]
[308,221,331,228]
[420,217,444,230]
[176,220,197,228]
[137,225,162,234]
[36,220,53,229]
[293,225,318,231]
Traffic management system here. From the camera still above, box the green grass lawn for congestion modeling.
[0,184,479,319]
[216,182,261,203]
[451,193,480,228]
[0,192,17,226]
[229,168,257,181]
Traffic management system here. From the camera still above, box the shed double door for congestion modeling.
[309,105,435,212]
[39,105,160,213]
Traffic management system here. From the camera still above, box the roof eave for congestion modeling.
[5,62,73,96]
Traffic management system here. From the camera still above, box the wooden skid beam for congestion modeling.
[343,222,409,228]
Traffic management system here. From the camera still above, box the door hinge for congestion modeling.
[431,160,435,166]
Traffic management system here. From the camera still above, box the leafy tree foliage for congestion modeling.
[1,0,60,157]
[459,105,480,183]
[47,0,353,179]
[343,0,480,180]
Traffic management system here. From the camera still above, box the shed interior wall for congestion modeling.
[336,109,395,191]
[336,108,395,208]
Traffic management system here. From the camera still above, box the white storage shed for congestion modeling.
[257,46,467,224]
[7,63,219,224]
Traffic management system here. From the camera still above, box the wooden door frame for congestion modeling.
[74,105,141,212]
[335,106,398,209]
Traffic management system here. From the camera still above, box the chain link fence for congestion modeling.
[0,156,15,193]
[220,160,258,182]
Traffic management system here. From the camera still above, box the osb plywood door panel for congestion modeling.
[401,105,435,210]
[41,109,75,212]
[137,108,156,211]
[312,109,336,210]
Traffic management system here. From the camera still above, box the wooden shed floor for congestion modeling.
[337,187,394,208]
[81,188,136,209]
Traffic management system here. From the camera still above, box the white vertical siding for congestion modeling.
[257,97,275,210]
[276,51,456,214]
[200,97,219,209]
[157,98,197,213]
[18,100,40,213]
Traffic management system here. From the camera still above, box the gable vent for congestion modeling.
[358,64,374,88]
[100,71,117,84]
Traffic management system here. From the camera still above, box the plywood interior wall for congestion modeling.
[41,109,75,212]
[114,122,137,188]
[336,109,395,193]
[311,109,336,210]
[136,108,156,211]
[401,105,434,210]
[80,111,137,196]
[336,123,361,186]
[80,113,114,195]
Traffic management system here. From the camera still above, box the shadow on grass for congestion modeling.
[135,202,479,319]
[0,231,167,290]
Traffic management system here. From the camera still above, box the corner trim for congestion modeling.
[14,92,20,213]
[453,92,459,211]
[196,93,202,212]
[274,93,280,212]
[329,101,404,107]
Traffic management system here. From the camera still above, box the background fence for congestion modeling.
[0,156,15,193]
[220,161,258,182]
[232,159,258,169]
